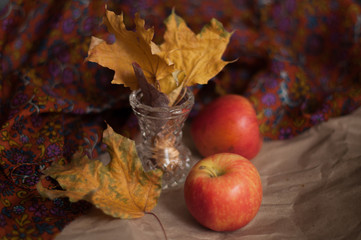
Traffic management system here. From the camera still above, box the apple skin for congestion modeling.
[184,153,262,232]
[191,94,262,159]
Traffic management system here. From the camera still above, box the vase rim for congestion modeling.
[129,87,194,115]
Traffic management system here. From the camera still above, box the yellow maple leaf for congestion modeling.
[86,9,234,106]
[86,9,174,90]
[36,124,163,219]
[159,10,235,87]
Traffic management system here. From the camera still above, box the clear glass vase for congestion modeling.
[129,88,195,190]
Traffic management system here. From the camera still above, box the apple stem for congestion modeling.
[145,211,168,240]
[199,165,218,178]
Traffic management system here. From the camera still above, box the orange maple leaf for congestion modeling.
[37,124,163,219]
[86,9,174,91]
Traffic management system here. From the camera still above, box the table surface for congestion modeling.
[56,107,361,240]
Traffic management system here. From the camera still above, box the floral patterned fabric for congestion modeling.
[1,0,361,239]
[0,1,129,239]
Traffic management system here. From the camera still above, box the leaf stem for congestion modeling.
[145,211,168,240]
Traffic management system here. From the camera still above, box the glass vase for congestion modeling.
[129,88,195,190]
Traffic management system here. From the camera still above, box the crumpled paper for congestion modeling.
[56,107,361,240]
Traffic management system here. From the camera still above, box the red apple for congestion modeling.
[184,153,262,231]
[191,94,262,159]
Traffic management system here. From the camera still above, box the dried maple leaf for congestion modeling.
[86,9,174,91]
[132,62,169,107]
[86,9,234,107]
[159,10,235,87]
[36,124,163,219]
